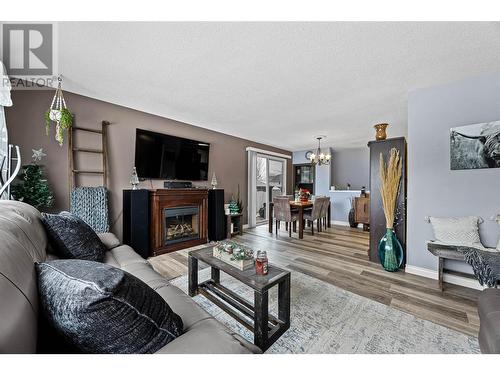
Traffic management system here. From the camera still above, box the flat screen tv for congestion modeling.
[135,129,210,181]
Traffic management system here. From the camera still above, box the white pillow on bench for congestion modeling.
[429,216,485,249]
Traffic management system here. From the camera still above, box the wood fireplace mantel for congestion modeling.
[150,189,208,256]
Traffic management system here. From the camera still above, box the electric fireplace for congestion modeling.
[164,206,200,245]
[150,189,208,256]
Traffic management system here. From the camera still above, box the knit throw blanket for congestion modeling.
[70,186,109,233]
[460,247,500,287]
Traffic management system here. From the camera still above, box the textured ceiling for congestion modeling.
[59,22,500,150]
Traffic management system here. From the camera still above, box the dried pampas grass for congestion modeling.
[379,148,402,228]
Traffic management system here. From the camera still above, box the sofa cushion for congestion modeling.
[103,246,167,287]
[154,282,212,330]
[121,262,167,286]
[107,245,149,268]
[41,212,106,262]
[0,201,48,353]
[97,232,120,250]
[36,259,183,354]
[154,318,261,354]
[479,310,500,353]
[478,288,500,320]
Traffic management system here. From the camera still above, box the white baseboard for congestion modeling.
[331,220,363,229]
[443,274,486,291]
[405,265,486,290]
[404,265,438,280]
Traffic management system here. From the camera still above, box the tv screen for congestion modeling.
[135,129,210,181]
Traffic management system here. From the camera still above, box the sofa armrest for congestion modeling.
[97,232,121,250]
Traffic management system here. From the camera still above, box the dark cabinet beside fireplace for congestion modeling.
[150,189,208,256]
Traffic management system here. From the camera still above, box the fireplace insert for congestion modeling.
[164,206,200,245]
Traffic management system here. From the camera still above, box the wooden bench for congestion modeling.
[427,242,476,291]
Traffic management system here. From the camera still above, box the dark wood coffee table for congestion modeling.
[188,247,291,352]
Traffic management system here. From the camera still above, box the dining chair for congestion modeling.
[303,196,327,235]
[305,196,325,230]
[273,196,299,237]
[275,195,298,232]
[319,197,331,231]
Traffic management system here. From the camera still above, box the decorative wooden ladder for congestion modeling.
[68,120,110,198]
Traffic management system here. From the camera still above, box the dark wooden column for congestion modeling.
[367,137,407,266]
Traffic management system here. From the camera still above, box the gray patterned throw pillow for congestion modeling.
[41,211,107,262]
[36,260,183,354]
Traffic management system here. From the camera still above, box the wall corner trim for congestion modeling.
[405,265,486,291]
[245,147,291,159]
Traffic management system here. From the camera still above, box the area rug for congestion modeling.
[169,268,480,354]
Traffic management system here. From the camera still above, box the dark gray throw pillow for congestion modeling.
[41,211,106,262]
[36,260,183,354]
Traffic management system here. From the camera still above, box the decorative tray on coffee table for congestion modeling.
[212,240,254,271]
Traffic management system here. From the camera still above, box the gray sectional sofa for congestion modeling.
[0,200,261,354]
[478,288,500,353]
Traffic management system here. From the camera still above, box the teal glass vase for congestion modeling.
[378,228,403,272]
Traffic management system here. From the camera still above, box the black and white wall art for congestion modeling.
[450,121,500,170]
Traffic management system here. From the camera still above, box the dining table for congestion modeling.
[268,200,331,239]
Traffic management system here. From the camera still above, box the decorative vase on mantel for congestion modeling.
[378,228,403,272]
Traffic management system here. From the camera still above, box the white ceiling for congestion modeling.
[59,22,500,151]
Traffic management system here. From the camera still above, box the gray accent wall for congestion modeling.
[331,147,369,190]
[408,72,500,273]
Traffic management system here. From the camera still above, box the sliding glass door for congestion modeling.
[254,154,286,225]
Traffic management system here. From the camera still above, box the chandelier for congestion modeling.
[308,136,331,166]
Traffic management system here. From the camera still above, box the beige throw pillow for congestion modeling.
[429,216,484,249]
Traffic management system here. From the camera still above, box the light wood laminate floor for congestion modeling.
[149,224,480,337]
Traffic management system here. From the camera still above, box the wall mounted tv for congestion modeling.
[135,129,210,181]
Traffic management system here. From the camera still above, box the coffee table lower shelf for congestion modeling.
[188,250,291,352]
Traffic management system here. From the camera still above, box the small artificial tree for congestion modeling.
[11,148,54,209]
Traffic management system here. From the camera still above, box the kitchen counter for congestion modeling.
[328,190,369,224]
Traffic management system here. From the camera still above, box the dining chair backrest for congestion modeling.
[320,196,330,219]
[273,196,293,222]
[310,196,327,220]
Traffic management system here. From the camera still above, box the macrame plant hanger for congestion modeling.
[46,76,72,146]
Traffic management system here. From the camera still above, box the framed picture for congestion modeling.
[450,121,500,170]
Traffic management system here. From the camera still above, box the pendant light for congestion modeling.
[308,136,331,166]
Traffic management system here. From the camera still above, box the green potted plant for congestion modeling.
[45,107,73,146]
[45,77,74,146]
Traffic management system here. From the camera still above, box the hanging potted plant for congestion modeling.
[44,76,73,146]
[378,148,404,272]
